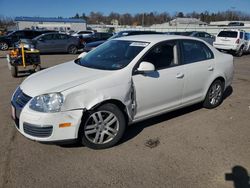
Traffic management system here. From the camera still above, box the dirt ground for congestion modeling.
[0,50,249,188]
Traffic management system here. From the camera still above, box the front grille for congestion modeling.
[13,87,32,108]
[23,123,53,138]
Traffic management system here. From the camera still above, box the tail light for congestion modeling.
[235,38,240,44]
[80,39,85,44]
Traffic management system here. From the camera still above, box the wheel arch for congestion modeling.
[79,99,130,132]
[90,99,129,124]
[77,99,129,143]
[203,75,226,100]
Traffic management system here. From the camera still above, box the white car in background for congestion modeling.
[213,29,246,56]
[11,35,234,149]
[244,32,250,53]
[72,30,94,38]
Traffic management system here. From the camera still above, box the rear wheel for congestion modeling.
[34,65,41,72]
[0,42,9,50]
[10,65,17,77]
[79,103,126,149]
[203,80,224,109]
[67,45,78,54]
[236,46,244,57]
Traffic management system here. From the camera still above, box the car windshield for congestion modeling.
[218,31,238,38]
[77,40,149,70]
[7,31,16,36]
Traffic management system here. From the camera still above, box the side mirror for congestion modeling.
[137,61,155,73]
[38,38,44,41]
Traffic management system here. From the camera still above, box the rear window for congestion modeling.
[218,31,238,38]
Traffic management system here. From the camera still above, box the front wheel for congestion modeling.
[0,42,9,50]
[236,46,244,57]
[79,103,126,149]
[203,80,224,109]
[34,65,41,72]
[67,45,78,54]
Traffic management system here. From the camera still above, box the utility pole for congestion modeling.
[142,13,144,27]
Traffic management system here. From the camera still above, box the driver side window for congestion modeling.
[41,34,54,41]
[141,41,178,70]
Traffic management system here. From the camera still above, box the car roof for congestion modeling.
[114,34,203,43]
[41,32,63,35]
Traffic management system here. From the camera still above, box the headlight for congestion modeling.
[29,93,64,113]
[23,44,34,49]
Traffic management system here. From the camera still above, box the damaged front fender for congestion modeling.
[61,79,136,123]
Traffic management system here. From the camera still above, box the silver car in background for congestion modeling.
[20,32,81,54]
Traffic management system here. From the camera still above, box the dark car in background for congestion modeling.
[0,30,55,50]
[183,31,215,45]
[79,32,113,45]
[81,30,163,53]
[166,31,215,45]
[20,32,81,54]
[78,30,164,57]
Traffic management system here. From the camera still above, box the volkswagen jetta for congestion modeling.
[11,35,234,149]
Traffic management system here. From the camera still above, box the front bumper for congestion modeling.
[11,89,83,142]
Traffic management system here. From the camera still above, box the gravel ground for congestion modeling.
[0,50,249,188]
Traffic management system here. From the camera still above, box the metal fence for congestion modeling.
[89,24,250,35]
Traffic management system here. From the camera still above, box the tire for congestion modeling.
[0,42,9,50]
[10,65,18,77]
[67,45,78,54]
[236,46,244,57]
[203,80,224,109]
[34,65,41,72]
[79,103,126,149]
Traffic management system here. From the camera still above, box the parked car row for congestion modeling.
[79,29,250,58]
[19,32,81,54]
[165,31,215,45]
[2,29,250,57]
[78,30,165,58]
[213,29,250,56]
[0,30,55,50]
[165,29,250,57]
[0,29,115,54]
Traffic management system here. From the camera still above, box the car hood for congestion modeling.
[19,39,33,44]
[20,60,114,97]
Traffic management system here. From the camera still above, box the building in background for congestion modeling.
[14,17,86,32]
[150,17,207,30]
[169,17,207,26]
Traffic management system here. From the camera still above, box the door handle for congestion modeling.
[176,73,184,79]
[208,66,214,71]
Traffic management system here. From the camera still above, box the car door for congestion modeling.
[36,34,55,53]
[132,40,184,120]
[53,34,69,52]
[10,31,25,44]
[204,33,215,45]
[194,32,212,44]
[180,39,215,104]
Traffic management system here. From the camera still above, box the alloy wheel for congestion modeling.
[208,83,222,105]
[0,42,8,50]
[84,111,119,144]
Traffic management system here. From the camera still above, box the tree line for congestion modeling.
[0,16,14,30]
[73,10,250,26]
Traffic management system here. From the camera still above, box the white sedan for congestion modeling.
[11,35,234,149]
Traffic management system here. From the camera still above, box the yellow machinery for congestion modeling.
[7,45,41,77]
